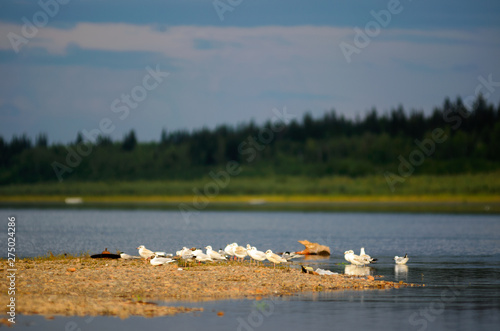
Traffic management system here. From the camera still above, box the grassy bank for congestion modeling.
[1,173,499,213]
[2,172,500,196]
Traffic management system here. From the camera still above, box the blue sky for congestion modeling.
[1,0,499,143]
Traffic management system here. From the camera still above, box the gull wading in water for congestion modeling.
[394,254,409,265]
[281,251,301,261]
[344,250,368,266]
[344,250,358,265]
[359,247,377,263]
[265,249,288,268]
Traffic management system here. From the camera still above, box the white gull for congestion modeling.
[394,254,409,265]
[265,249,288,268]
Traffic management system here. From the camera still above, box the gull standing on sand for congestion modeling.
[176,247,188,256]
[137,245,170,259]
[394,254,409,265]
[265,250,288,268]
[193,249,213,263]
[137,245,155,259]
[179,247,193,257]
[224,243,236,260]
[176,247,191,259]
[359,247,377,263]
[177,247,195,266]
[246,245,266,265]
[150,254,175,266]
[191,248,203,256]
[206,246,227,261]
[233,244,248,262]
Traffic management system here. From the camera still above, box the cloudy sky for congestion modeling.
[1,0,499,143]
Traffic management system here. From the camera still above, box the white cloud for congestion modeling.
[2,22,498,75]
[1,22,499,141]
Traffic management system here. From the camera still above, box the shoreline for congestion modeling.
[1,194,500,213]
[1,257,420,319]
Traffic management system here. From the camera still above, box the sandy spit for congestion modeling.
[1,258,418,319]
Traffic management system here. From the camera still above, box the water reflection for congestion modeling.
[394,264,409,281]
[344,265,373,276]
[301,255,331,261]
[2,210,499,331]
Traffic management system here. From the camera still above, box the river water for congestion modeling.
[1,209,499,330]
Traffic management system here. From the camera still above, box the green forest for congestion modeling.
[1,95,500,186]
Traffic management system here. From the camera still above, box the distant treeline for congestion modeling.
[1,95,500,184]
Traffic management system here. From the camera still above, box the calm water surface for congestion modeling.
[1,209,499,330]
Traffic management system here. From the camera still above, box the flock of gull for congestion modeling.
[126,243,300,268]
[119,244,409,269]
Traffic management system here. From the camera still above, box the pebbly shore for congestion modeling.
[0,257,420,319]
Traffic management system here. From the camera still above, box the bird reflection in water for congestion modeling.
[302,255,330,261]
[395,264,409,281]
[344,265,373,276]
